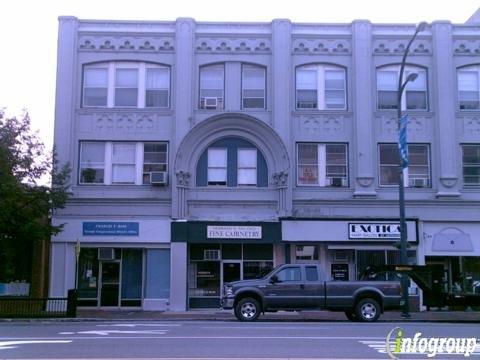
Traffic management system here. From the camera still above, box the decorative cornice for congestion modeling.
[78,36,175,52]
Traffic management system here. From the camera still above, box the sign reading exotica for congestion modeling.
[207,226,262,239]
[349,223,402,239]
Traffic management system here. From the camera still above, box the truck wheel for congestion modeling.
[355,298,380,322]
[235,297,260,321]
[345,310,358,322]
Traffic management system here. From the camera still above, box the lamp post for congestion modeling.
[397,22,427,318]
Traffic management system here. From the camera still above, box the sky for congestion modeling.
[0,0,479,150]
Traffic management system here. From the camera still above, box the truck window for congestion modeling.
[305,266,319,281]
[276,267,301,282]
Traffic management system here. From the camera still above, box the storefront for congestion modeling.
[171,221,282,308]
[422,223,480,297]
[50,218,171,310]
[282,219,419,298]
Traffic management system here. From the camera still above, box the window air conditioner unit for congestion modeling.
[98,248,115,261]
[204,249,221,260]
[326,177,346,187]
[408,178,428,188]
[204,97,218,109]
[150,171,167,185]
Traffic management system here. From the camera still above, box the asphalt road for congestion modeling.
[0,321,479,359]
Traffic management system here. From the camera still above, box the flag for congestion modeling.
[398,115,408,169]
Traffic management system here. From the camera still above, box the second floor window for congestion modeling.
[377,65,428,110]
[379,144,430,187]
[297,143,348,187]
[200,64,224,110]
[458,67,480,110]
[296,64,346,110]
[242,64,266,109]
[83,62,170,108]
[462,144,480,187]
[79,141,167,185]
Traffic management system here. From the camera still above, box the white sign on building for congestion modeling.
[349,223,401,239]
[207,226,262,239]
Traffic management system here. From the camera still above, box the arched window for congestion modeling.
[376,65,428,110]
[196,137,268,187]
[457,65,480,110]
[83,62,170,108]
[296,64,346,110]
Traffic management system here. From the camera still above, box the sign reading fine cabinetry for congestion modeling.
[83,222,139,236]
[207,226,262,239]
[349,223,401,239]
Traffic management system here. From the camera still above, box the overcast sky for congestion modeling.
[0,0,478,150]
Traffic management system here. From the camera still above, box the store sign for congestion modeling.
[331,263,349,281]
[207,226,262,239]
[349,223,401,239]
[83,222,139,236]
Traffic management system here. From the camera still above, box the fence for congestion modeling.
[0,289,77,318]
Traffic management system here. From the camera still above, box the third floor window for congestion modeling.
[296,64,346,110]
[83,62,170,108]
[376,65,428,111]
[458,66,480,111]
[199,64,224,110]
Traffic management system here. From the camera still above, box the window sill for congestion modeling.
[77,108,174,115]
[292,110,352,116]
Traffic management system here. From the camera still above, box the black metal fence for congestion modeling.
[0,289,77,318]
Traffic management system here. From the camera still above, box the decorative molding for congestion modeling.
[78,36,175,52]
[439,176,458,188]
[195,37,271,53]
[77,111,161,133]
[373,40,431,55]
[175,171,191,187]
[461,115,480,136]
[453,40,480,55]
[356,176,374,187]
[295,114,349,135]
[272,171,288,187]
[377,113,432,139]
[292,39,350,54]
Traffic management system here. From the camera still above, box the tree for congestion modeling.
[0,110,70,284]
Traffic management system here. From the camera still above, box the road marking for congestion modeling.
[76,330,169,336]
[201,326,332,330]
[97,323,181,327]
[0,340,71,350]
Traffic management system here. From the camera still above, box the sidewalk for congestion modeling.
[74,309,480,323]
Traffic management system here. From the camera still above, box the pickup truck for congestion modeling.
[221,264,402,322]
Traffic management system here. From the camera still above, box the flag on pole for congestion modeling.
[398,115,409,169]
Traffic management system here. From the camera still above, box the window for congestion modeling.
[200,64,224,110]
[115,68,138,107]
[356,250,416,281]
[377,65,428,110]
[207,148,227,186]
[458,67,480,110]
[296,245,319,261]
[305,266,319,282]
[242,64,265,109]
[143,143,167,184]
[196,137,268,187]
[462,145,480,187]
[82,62,170,108]
[80,142,105,184]
[296,64,346,110]
[276,267,301,282]
[379,144,430,187]
[83,68,108,107]
[237,149,257,186]
[297,143,348,187]
[78,141,168,185]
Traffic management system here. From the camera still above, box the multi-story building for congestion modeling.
[51,13,480,311]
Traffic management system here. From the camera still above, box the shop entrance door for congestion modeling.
[100,261,120,307]
[222,262,242,293]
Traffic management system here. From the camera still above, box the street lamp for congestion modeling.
[397,21,427,318]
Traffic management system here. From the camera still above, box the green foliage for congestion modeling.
[0,110,71,282]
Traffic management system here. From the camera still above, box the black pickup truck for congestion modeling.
[221,264,402,322]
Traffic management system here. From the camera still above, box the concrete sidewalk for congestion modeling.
[74,308,480,323]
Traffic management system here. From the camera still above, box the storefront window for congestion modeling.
[243,261,274,280]
[296,245,318,261]
[356,250,416,280]
[77,248,99,306]
[462,257,480,294]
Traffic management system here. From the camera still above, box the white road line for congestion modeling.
[97,323,181,327]
[0,340,71,350]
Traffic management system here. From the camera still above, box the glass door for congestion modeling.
[100,261,120,306]
[222,261,242,295]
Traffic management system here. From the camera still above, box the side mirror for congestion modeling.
[269,275,279,284]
